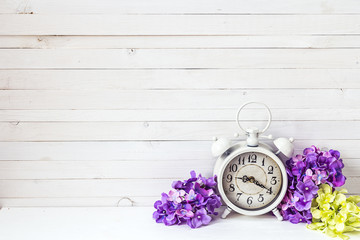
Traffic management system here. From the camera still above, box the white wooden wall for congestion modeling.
[0,0,359,207]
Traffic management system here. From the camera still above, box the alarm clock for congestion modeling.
[212,102,294,220]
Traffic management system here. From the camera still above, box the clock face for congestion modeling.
[221,152,283,210]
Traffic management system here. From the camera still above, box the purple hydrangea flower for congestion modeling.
[161,192,169,203]
[278,146,346,224]
[312,169,328,185]
[289,211,308,224]
[175,204,194,219]
[153,170,221,228]
[185,189,205,206]
[194,182,214,197]
[294,191,312,211]
[329,149,340,159]
[282,208,312,224]
[291,161,305,178]
[168,189,185,204]
[302,209,313,224]
[185,189,197,201]
[164,212,178,226]
[199,175,217,187]
[292,154,303,163]
[171,181,194,193]
[153,201,167,223]
[206,195,222,215]
[303,169,313,182]
[328,159,346,187]
[329,171,346,187]
[281,191,299,211]
[187,208,212,229]
[304,153,318,169]
[296,181,318,201]
[153,201,177,224]
[285,168,296,190]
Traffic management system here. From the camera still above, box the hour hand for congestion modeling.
[235,175,249,183]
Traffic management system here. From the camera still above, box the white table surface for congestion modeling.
[0,207,358,240]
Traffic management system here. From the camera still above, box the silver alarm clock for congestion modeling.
[212,102,294,220]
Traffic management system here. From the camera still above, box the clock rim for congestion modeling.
[217,145,288,216]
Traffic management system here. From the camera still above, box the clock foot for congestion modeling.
[272,208,283,221]
[221,207,232,219]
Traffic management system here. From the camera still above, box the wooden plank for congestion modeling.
[1,109,360,122]
[0,140,358,161]
[0,158,357,180]
[1,49,360,69]
[0,160,215,179]
[0,196,158,207]
[3,36,360,49]
[0,121,359,141]
[1,15,360,35]
[0,179,172,197]
[0,89,357,109]
[2,0,360,14]
[0,141,214,161]
[1,69,360,90]
[0,177,358,198]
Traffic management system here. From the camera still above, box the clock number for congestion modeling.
[270,176,277,185]
[258,194,264,202]
[247,196,253,205]
[236,193,242,201]
[229,164,238,172]
[229,184,235,192]
[238,157,245,165]
[248,154,257,163]
[261,158,265,166]
[268,165,274,174]
[226,174,232,183]
[266,187,273,195]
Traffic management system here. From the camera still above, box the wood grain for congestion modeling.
[1,69,360,90]
[1,15,360,35]
[0,121,359,141]
[2,0,360,14]
[1,49,360,69]
[0,89,357,109]
[0,140,359,160]
[1,109,359,121]
[3,36,360,49]
[0,197,157,207]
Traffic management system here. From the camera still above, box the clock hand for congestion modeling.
[253,179,272,194]
[237,175,271,193]
[254,180,270,191]
[235,175,250,183]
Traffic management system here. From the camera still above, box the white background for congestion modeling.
[0,0,359,208]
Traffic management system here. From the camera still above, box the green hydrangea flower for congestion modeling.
[307,184,360,240]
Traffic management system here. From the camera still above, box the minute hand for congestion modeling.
[253,179,271,192]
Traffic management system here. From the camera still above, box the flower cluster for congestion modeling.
[279,146,346,224]
[307,184,360,240]
[153,170,221,228]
